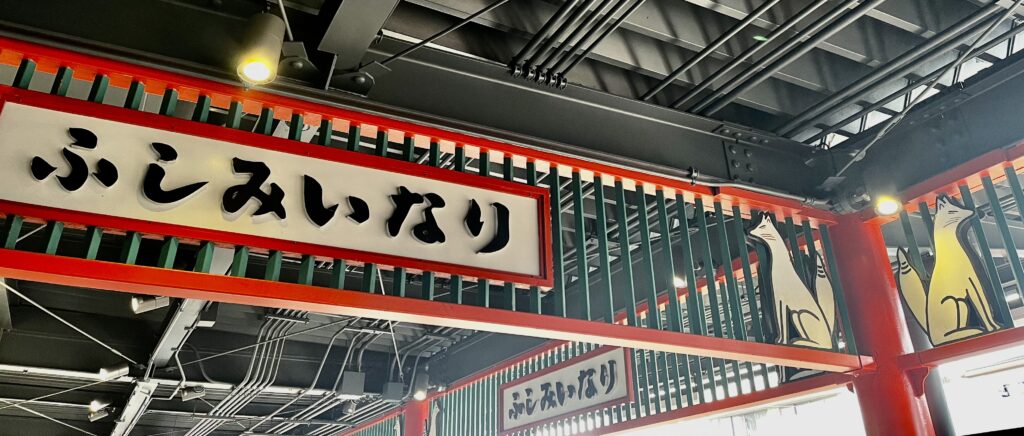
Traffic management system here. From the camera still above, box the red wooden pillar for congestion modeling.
[831,214,934,435]
[404,400,430,436]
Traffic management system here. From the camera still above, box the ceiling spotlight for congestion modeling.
[752,35,769,42]
[88,407,111,422]
[874,195,902,217]
[88,400,109,413]
[673,276,687,288]
[98,362,130,381]
[237,13,286,85]
[342,401,357,415]
[412,373,430,401]
[131,295,170,314]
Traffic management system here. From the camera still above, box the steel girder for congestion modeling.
[831,47,1024,205]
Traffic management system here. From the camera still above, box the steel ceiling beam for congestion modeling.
[832,45,1024,202]
[317,0,401,71]
[406,0,877,98]
[681,0,977,40]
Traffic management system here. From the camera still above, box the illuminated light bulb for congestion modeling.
[239,60,273,83]
[413,390,427,401]
[673,276,687,288]
[874,196,901,216]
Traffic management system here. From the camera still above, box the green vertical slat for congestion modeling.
[231,246,249,277]
[289,113,304,140]
[194,242,214,273]
[157,237,178,269]
[428,141,440,167]
[594,177,615,321]
[550,167,567,317]
[479,150,490,177]
[120,232,141,265]
[83,226,102,260]
[363,263,379,292]
[981,179,1024,317]
[693,197,725,401]
[674,194,707,404]
[255,107,274,135]
[713,203,753,391]
[298,255,315,285]
[40,221,63,255]
[635,185,662,331]
[956,185,1012,324]
[454,146,466,172]
[818,225,858,354]
[527,161,543,314]
[614,180,639,327]
[394,267,407,297]
[452,275,464,304]
[402,135,415,162]
[571,171,592,320]
[13,58,36,89]
[503,156,514,182]
[732,206,770,387]
[317,119,333,146]
[375,130,388,157]
[159,88,178,116]
[477,278,489,307]
[226,101,244,129]
[898,210,928,275]
[50,66,73,96]
[1,215,23,249]
[123,80,145,109]
[783,217,808,281]
[503,282,515,311]
[634,346,650,416]
[422,271,436,300]
[1002,166,1024,303]
[656,191,683,331]
[264,250,282,281]
[347,125,361,151]
[917,201,936,247]
[87,75,109,103]
[191,95,212,122]
[713,204,745,339]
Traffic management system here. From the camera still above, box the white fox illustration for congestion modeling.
[749,214,836,349]
[895,195,1002,346]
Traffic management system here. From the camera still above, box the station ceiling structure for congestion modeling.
[3,0,1024,435]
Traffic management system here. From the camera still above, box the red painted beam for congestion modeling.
[0,249,867,372]
[898,326,1024,369]
[596,373,854,435]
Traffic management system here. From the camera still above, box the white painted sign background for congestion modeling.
[500,347,630,432]
[0,102,542,278]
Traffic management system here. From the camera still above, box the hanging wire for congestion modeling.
[1,281,139,365]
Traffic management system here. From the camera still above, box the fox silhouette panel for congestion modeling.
[749,214,837,350]
[896,195,1003,346]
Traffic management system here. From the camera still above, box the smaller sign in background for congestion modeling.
[498,346,634,434]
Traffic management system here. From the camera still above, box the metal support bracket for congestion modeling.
[907,365,933,398]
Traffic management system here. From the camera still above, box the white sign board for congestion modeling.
[0,95,550,285]
[499,347,632,433]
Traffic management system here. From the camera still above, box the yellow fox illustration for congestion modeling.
[896,195,1002,346]
[749,213,836,349]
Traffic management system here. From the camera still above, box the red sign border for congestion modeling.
[0,86,553,287]
[497,346,635,434]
